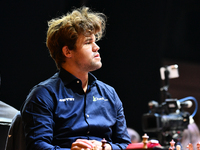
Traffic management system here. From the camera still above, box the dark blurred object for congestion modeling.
[0,101,18,150]
[0,73,1,94]
[5,111,26,150]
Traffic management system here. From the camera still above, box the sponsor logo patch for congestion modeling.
[59,98,74,102]
[93,96,108,102]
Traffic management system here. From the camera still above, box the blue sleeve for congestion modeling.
[108,89,131,150]
[21,85,69,150]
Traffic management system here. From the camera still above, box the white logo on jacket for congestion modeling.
[59,98,74,102]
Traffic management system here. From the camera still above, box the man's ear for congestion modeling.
[62,46,72,58]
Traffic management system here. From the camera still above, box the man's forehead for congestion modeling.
[79,34,95,40]
[76,34,95,44]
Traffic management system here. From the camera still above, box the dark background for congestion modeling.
[1,0,200,137]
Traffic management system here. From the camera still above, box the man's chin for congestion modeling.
[90,63,102,72]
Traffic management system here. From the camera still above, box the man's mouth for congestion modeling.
[94,53,100,58]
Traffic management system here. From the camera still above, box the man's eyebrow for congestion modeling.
[85,37,93,42]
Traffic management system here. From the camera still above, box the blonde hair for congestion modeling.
[46,7,106,69]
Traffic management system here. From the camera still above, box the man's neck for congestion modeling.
[62,65,89,92]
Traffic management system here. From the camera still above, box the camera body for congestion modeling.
[142,99,190,145]
[142,99,190,133]
[142,65,197,146]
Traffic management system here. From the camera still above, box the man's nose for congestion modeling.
[93,42,100,52]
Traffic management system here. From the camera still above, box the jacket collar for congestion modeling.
[58,68,97,86]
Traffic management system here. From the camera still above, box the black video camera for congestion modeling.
[141,64,198,146]
[142,99,190,133]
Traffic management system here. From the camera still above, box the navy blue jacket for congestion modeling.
[21,68,131,150]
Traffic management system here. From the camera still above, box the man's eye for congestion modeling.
[85,42,91,44]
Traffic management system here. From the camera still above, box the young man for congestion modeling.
[21,7,131,150]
